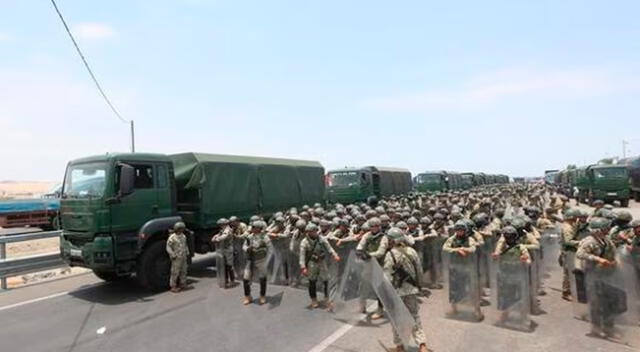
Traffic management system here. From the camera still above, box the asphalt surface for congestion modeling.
[0,201,638,352]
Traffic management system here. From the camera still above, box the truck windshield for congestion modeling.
[329,172,361,187]
[417,174,442,184]
[593,168,627,179]
[63,162,108,198]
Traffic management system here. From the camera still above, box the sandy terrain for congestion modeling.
[0,181,57,199]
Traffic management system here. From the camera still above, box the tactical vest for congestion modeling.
[365,232,384,253]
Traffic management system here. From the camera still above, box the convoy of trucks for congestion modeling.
[414,171,508,192]
[325,166,412,204]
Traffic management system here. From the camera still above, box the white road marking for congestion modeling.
[0,282,103,312]
[96,326,107,335]
[307,323,354,352]
[307,302,377,352]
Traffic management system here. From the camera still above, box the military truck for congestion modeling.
[59,152,325,290]
[326,166,412,203]
[414,171,450,192]
[628,156,640,201]
[460,172,477,189]
[574,164,629,206]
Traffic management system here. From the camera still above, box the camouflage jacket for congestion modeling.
[576,235,616,271]
[243,232,271,261]
[166,232,189,259]
[383,245,422,296]
[442,235,477,253]
[299,236,337,268]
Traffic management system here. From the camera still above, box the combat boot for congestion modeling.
[259,296,267,305]
[310,299,319,309]
[243,296,252,305]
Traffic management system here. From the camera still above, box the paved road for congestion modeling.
[0,202,638,352]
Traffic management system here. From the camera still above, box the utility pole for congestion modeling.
[622,140,628,158]
[130,120,136,153]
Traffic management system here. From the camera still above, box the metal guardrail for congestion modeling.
[0,230,63,290]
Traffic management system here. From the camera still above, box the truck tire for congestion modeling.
[620,199,629,208]
[635,191,640,202]
[137,240,171,291]
[93,270,130,282]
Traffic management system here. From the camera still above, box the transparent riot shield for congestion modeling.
[489,257,532,331]
[443,251,483,321]
[540,225,561,277]
[585,250,640,347]
[328,241,356,298]
[567,252,589,320]
[213,250,226,288]
[528,247,542,311]
[288,238,302,287]
[332,252,417,349]
[233,236,247,276]
[267,238,289,285]
[423,236,444,289]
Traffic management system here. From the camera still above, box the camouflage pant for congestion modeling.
[220,248,234,264]
[243,258,268,281]
[306,258,329,282]
[170,257,188,287]
[392,294,427,346]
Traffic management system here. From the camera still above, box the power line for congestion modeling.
[49,0,128,124]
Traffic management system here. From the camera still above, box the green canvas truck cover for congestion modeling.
[169,153,325,227]
[368,166,412,196]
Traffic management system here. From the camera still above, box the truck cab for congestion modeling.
[60,153,177,285]
[415,171,448,192]
[326,168,374,203]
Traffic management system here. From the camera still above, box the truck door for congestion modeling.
[110,163,160,235]
[154,163,174,217]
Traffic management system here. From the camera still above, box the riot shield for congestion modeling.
[213,251,226,288]
[288,239,302,287]
[585,249,640,347]
[328,241,357,298]
[423,236,445,288]
[267,237,290,285]
[540,225,561,277]
[489,257,532,331]
[566,252,589,320]
[443,251,483,321]
[332,252,417,349]
[233,236,247,276]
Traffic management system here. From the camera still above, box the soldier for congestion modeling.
[627,220,640,282]
[591,200,606,218]
[299,223,341,309]
[356,217,389,319]
[242,220,271,305]
[443,220,482,321]
[608,211,633,247]
[211,218,236,288]
[287,219,307,287]
[559,208,580,301]
[383,228,430,352]
[575,217,619,338]
[492,226,532,324]
[166,221,190,293]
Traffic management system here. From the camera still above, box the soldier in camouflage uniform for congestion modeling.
[559,208,580,300]
[575,217,619,338]
[356,217,389,319]
[383,228,430,352]
[242,220,271,305]
[166,222,190,292]
[608,211,633,247]
[492,226,532,323]
[443,221,482,321]
[299,223,341,309]
[211,218,236,288]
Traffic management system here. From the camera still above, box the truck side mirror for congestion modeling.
[119,164,135,196]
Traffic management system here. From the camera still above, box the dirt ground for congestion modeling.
[0,181,56,199]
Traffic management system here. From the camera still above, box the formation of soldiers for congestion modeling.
[167,183,640,352]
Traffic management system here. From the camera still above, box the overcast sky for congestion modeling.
[1,1,640,182]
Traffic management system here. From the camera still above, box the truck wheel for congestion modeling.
[93,270,130,282]
[635,191,640,202]
[137,240,171,291]
[620,199,629,208]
